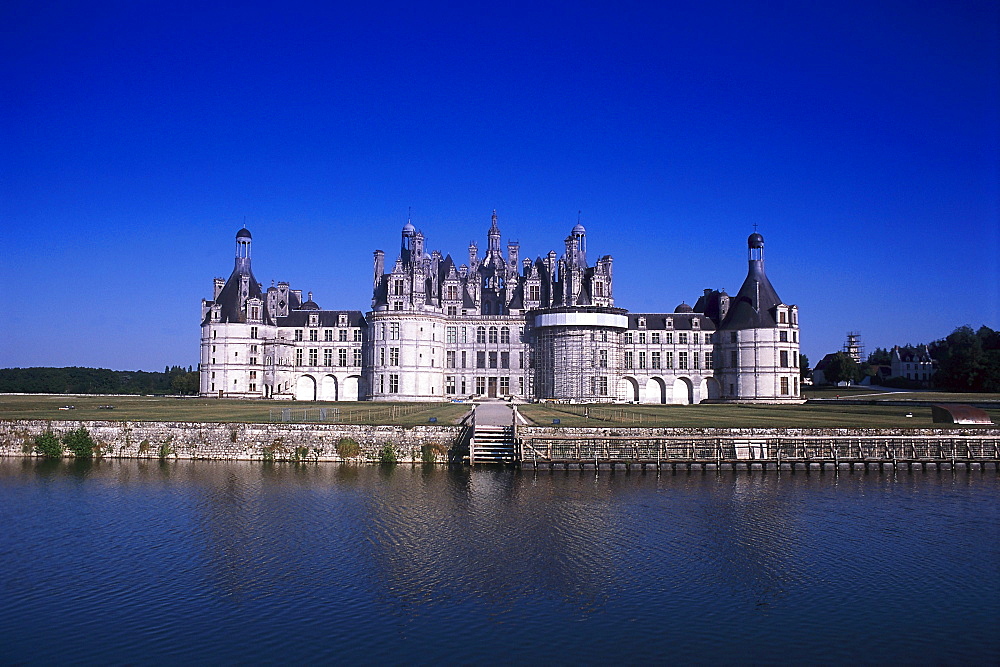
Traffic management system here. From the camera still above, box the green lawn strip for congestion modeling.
[0,395,468,426]
[518,402,1000,429]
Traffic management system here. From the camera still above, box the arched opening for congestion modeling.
[617,376,640,402]
[671,377,694,405]
[645,377,667,404]
[295,375,317,401]
[321,374,338,401]
[702,377,721,401]
[341,375,361,402]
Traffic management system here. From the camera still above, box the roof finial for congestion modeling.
[753,222,759,232]
[578,210,581,223]
[408,206,412,224]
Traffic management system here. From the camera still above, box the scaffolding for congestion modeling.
[843,331,864,364]
[532,326,621,401]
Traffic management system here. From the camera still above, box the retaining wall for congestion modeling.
[0,420,465,463]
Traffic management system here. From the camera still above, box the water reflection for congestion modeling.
[0,459,996,664]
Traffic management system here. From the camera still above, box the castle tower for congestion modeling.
[715,232,802,402]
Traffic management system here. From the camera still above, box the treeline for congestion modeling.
[929,325,1000,392]
[0,366,199,395]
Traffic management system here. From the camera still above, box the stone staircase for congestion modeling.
[470,425,517,464]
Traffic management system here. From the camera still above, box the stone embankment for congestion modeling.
[0,420,466,463]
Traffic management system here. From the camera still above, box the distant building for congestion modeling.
[200,215,803,403]
[890,345,935,386]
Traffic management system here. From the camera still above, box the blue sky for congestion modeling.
[2,0,997,371]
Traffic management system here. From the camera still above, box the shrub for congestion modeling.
[34,431,62,458]
[138,439,151,455]
[421,444,438,463]
[62,428,96,459]
[294,446,311,461]
[378,442,397,465]
[336,437,361,459]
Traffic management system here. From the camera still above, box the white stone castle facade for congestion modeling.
[200,214,802,403]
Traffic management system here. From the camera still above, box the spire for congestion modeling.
[487,209,501,255]
[719,231,782,330]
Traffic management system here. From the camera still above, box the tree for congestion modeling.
[930,325,1000,392]
[799,354,811,380]
[62,427,96,459]
[823,352,862,385]
[867,347,891,366]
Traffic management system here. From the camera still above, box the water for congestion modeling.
[1,459,997,665]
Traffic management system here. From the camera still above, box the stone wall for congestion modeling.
[0,420,466,463]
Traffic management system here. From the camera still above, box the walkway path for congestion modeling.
[474,402,513,426]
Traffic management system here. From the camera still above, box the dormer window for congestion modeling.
[309,313,319,326]
[665,317,673,328]
[338,313,348,326]
[638,317,646,328]
[692,318,700,329]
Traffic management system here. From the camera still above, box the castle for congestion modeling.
[200,213,802,403]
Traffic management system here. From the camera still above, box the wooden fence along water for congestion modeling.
[518,435,1000,472]
[269,404,425,424]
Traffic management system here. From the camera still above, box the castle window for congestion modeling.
[447,351,456,368]
[339,314,348,326]
[339,329,348,342]
[624,332,634,344]
[595,282,604,297]
[693,333,700,344]
[447,327,457,344]
[388,348,398,366]
[599,350,608,368]
[665,352,674,368]
[461,351,467,368]
[793,331,798,343]
[693,353,700,369]
[665,318,673,328]
[393,280,404,296]
[665,332,673,344]
[692,319,700,329]
[780,377,789,395]
[529,284,540,301]
[309,349,318,365]
[488,327,498,344]
[324,330,333,341]
[309,314,318,326]
[380,348,386,365]
[324,349,332,366]
[651,332,660,344]
[601,330,608,342]
[650,352,660,369]
[446,376,456,394]
[730,332,738,343]
[251,307,259,320]
[446,285,458,300]
[476,327,486,344]
[353,349,362,366]
[624,351,634,369]
[489,352,498,368]
[500,352,509,369]
[599,377,608,396]
[390,323,399,340]
[780,331,788,342]
[476,377,486,394]
[393,302,402,311]
[389,374,399,393]
[310,330,318,342]
[779,311,787,324]
[500,377,510,394]
[295,350,303,366]
[477,352,486,368]
[679,352,688,369]
[295,330,303,341]
[638,351,646,369]
[679,332,689,344]
[339,349,348,366]
[638,317,645,328]
[354,329,362,342]
[519,352,524,368]
[638,332,646,344]
[500,327,510,344]
[447,306,458,316]
[705,352,713,369]
[213,329,217,339]
[730,351,738,367]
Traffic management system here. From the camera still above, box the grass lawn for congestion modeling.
[803,386,1000,402]
[0,394,472,427]
[518,401,1000,429]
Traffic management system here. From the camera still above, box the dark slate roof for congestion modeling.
[206,259,268,325]
[719,259,783,330]
[627,313,716,331]
[275,310,367,327]
[236,227,252,239]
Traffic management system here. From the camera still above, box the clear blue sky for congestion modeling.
[2,0,997,371]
